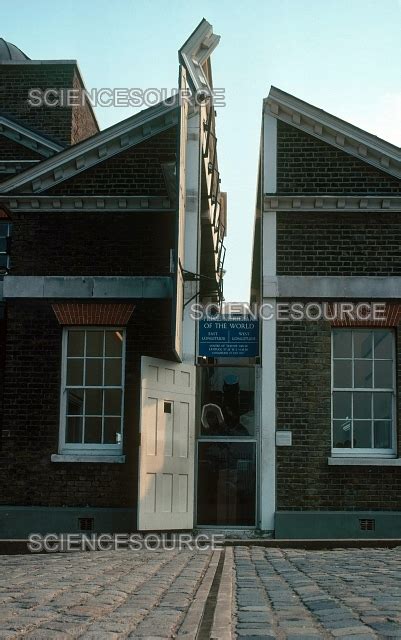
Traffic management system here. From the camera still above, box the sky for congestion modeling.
[2,0,401,301]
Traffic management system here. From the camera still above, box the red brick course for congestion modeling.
[52,302,135,326]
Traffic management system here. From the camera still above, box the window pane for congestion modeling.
[197,442,256,525]
[354,360,372,388]
[66,359,84,386]
[84,417,102,443]
[374,331,393,359]
[104,417,121,444]
[104,389,122,415]
[333,330,352,358]
[0,223,9,235]
[353,420,372,448]
[333,419,352,447]
[200,366,255,437]
[85,359,103,386]
[0,255,8,268]
[374,361,393,388]
[0,238,7,253]
[353,392,371,419]
[105,331,123,357]
[373,393,392,420]
[333,360,352,388]
[85,389,103,415]
[67,331,84,357]
[333,392,352,419]
[66,416,83,443]
[86,331,104,357]
[354,331,372,358]
[374,421,392,449]
[104,359,122,386]
[67,389,84,415]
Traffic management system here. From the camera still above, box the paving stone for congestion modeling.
[233,546,401,640]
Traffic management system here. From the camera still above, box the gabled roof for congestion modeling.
[0,114,63,157]
[0,98,179,195]
[265,87,401,181]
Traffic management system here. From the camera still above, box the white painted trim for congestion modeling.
[260,298,276,531]
[263,114,277,194]
[0,99,179,194]
[1,195,173,213]
[0,115,63,156]
[262,211,276,278]
[265,86,401,181]
[328,457,401,466]
[58,327,126,456]
[331,328,396,456]
[260,109,277,532]
[51,454,126,463]
[179,19,220,95]
[182,110,201,363]
[263,275,401,299]
[264,195,401,212]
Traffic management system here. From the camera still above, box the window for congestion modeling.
[200,366,255,437]
[60,328,125,455]
[0,222,11,274]
[332,329,396,457]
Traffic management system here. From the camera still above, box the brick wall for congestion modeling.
[0,299,173,508]
[0,63,98,146]
[9,211,174,276]
[277,212,401,276]
[43,127,177,196]
[71,70,98,145]
[276,317,401,511]
[0,135,43,160]
[0,135,42,183]
[276,120,401,194]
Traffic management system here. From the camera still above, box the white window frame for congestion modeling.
[59,327,126,456]
[331,328,397,458]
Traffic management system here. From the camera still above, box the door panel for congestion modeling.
[138,356,196,530]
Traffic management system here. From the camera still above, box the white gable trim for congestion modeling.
[0,100,179,195]
[264,195,401,212]
[265,87,401,181]
[0,116,63,158]
[0,195,173,213]
[179,19,220,96]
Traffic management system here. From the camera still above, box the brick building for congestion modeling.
[0,21,227,536]
[252,87,401,538]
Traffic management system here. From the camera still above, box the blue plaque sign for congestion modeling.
[198,318,259,358]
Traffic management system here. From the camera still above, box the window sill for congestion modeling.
[51,454,125,464]
[328,457,400,466]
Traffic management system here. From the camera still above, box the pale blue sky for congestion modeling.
[2,0,401,300]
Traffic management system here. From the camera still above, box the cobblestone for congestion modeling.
[2,545,401,639]
[0,549,212,639]
[233,546,401,639]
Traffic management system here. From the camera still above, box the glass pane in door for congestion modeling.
[197,441,256,526]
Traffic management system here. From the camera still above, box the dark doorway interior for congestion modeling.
[197,441,256,526]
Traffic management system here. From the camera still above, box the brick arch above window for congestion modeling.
[52,303,135,326]
[329,302,401,328]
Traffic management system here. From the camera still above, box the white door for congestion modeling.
[138,356,196,530]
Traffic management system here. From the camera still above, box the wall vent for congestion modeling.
[78,517,94,531]
[359,518,375,532]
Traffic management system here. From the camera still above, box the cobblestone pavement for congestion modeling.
[0,549,214,639]
[234,546,401,639]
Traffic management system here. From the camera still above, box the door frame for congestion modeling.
[194,364,261,529]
